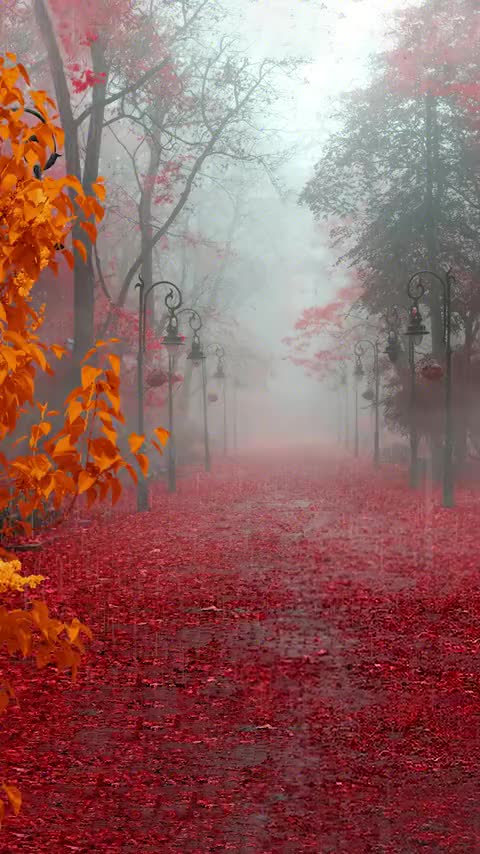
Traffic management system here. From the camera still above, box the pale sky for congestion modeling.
[226,0,420,440]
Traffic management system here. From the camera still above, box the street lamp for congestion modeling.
[355,339,381,466]
[22,106,61,178]
[186,315,211,473]
[405,269,454,508]
[212,346,227,456]
[385,305,422,489]
[135,278,182,508]
[353,351,364,457]
[233,377,241,453]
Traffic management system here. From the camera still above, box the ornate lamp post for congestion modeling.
[186,317,211,473]
[405,269,454,508]
[135,277,204,507]
[233,377,241,453]
[21,106,61,179]
[385,305,424,489]
[353,351,365,457]
[136,278,181,508]
[338,363,349,450]
[212,346,227,456]
[354,339,381,466]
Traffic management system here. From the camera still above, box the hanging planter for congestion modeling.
[421,362,444,381]
[362,389,374,402]
[208,392,218,403]
[146,368,168,388]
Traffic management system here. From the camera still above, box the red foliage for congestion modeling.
[388,0,480,112]
[2,455,480,850]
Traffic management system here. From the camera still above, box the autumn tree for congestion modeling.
[24,0,213,365]
[299,0,480,466]
[0,55,169,822]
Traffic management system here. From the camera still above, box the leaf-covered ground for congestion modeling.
[3,452,480,852]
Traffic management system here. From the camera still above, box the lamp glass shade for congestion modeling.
[187,338,204,367]
[214,364,226,380]
[162,334,184,355]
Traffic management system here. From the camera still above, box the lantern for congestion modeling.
[146,368,168,388]
[421,362,444,381]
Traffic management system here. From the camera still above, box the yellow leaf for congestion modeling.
[2,784,21,816]
[128,433,145,454]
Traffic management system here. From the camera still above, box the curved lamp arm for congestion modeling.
[406,268,455,344]
[135,277,184,352]
[14,105,60,177]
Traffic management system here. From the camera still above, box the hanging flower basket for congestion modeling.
[362,389,374,402]
[146,368,168,388]
[421,362,444,381]
[208,392,218,403]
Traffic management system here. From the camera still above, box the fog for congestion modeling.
[3,1,480,848]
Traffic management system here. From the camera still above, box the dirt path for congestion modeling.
[3,456,480,852]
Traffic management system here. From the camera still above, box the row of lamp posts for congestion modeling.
[136,277,233,511]
[350,267,454,508]
[25,106,237,510]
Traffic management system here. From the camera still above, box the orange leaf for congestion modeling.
[128,433,145,454]
[62,175,83,194]
[111,477,122,505]
[0,690,10,714]
[135,453,149,476]
[80,221,97,243]
[2,784,21,816]
[73,239,87,263]
[78,471,97,495]
[62,249,74,270]
[153,427,170,447]
[92,180,106,202]
[81,365,102,388]
[50,344,66,359]
[107,353,120,376]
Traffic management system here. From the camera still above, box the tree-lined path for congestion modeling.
[4,453,480,852]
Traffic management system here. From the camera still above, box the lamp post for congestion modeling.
[136,278,205,506]
[354,339,381,466]
[338,363,349,450]
[20,106,61,179]
[186,316,211,473]
[212,346,227,456]
[353,351,364,457]
[233,377,240,453]
[385,306,422,489]
[405,269,454,508]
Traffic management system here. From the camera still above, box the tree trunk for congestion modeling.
[35,1,107,367]
[424,93,443,356]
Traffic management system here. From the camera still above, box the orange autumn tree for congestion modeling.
[0,54,168,825]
